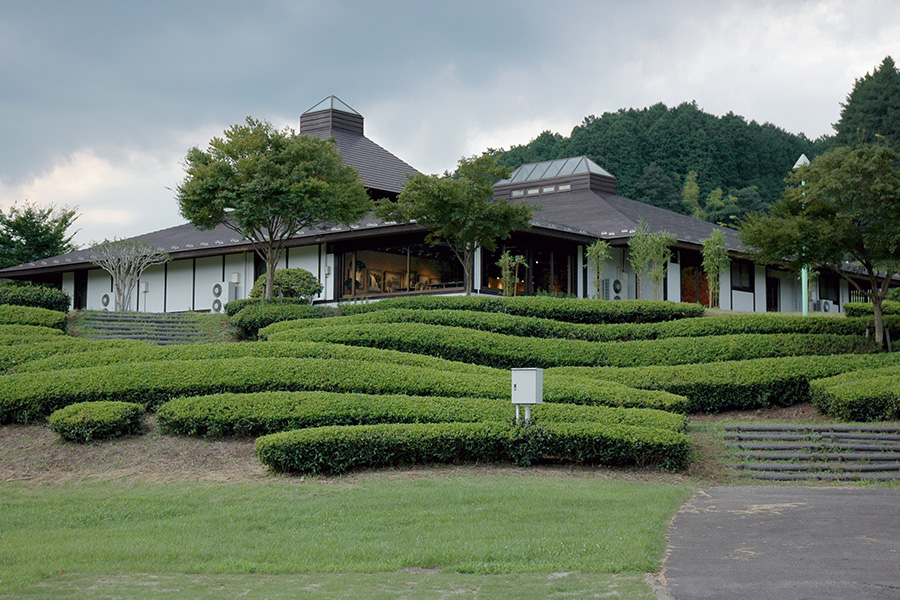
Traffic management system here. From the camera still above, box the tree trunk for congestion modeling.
[463,250,473,296]
[873,294,885,350]
[265,260,276,300]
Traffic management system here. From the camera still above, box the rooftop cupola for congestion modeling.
[300,95,364,136]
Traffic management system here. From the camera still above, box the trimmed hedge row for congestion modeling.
[256,421,691,475]
[230,302,341,339]
[48,401,145,443]
[0,357,688,424]
[224,297,313,317]
[261,309,900,343]
[16,340,495,376]
[339,296,705,324]
[156,391,688,438]
[843,301,900,318]
[0,284,70,313]
[0,305,67,331]
[554,352,900,413]
[810,366,900,421]
[0,338,145,374]
[264,323,875,369]
[0,324,64,341]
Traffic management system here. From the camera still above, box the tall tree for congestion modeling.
[634,163,683,213]
[740,144,900,348]
[629,219,674,300]
[701,229,729,308]
[682,171,702,218]
[89,239,169,312]
[0,202,79,269]
[176,117,371,299]
[585,239,611,299]
[833,56,900,149]
[378,154,534,295]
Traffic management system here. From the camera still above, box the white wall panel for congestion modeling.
[733,290,755,312]
[62,272,75,310]
[86,269,113,311]
[165,259,195,312]
[667,262,681,302]
[194,256,225,312]
[138,264,166,313]
[754,265,766,313]
[720,261,732,310]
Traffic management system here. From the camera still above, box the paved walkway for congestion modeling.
[658,486,900,600]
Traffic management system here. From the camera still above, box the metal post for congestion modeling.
[794,154,810,316]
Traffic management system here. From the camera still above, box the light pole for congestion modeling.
[793,154,810,316]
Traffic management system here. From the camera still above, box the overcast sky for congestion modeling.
[2,0,899,247]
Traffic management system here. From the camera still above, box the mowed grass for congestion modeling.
[0,476,691,597]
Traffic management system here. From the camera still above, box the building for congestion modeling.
[0,96,854,314]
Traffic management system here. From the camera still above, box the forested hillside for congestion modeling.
[492,101,826,226]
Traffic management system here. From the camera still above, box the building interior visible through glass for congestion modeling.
[341,242,464,298]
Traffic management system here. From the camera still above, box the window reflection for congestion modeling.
[341,242,464,299]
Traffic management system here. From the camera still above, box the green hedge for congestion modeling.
[0,305,67,331]
[48,401,145,443]
[16,340,495,376]
[265,323,875,369]
[224,297,312,317]
[0,338,145,374]
[262,309,898,343]
[843,301,900,318]
[0,357,688,424]
[554,352,900,413]
[256,421,691,475]
[339,296,704,324]
[0,324,64,341]
[810,366,900,421]
[157,391,688,438]
[230,303,341,339]
[0,284,71,312]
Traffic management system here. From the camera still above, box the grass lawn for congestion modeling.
[0,475,690,598]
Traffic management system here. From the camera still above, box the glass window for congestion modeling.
[340,241,464,299]
[731,261,754,292]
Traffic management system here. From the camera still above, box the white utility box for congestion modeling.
[511,368,544,404]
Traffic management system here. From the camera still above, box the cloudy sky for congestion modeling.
[2,0,899,247]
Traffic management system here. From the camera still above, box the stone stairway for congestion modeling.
[81,311,212,345]
[726,424,900,481]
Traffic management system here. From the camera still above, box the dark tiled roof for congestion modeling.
[325,128,418,195]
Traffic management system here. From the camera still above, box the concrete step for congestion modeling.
[81,311,212,345]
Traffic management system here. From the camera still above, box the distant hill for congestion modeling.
[489,101,829,226]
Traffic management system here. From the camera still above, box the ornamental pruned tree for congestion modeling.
[585,239,611,299]
[701,229,729,308]
[89,239,169,312]
[628,219,674,300]
[740,144,900,348]
[0,202,79,269]
[176,117,371,299]
[377,154,534,295]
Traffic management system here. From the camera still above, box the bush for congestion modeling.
[0,338,144,374]
[265,323,875,369]
[339,296,704,324]
[554,352,900,413]
[0,305,67,331]
[0,357,688,424]
[48,401,144,442]
[225,297,313,317]
[0,284,70,312]
[156,391,688,438]
[810,366,900,421]
[843,301,900,318]
[230,303,341,339]
[262,309,899,343]
[255,421,691,475]
[249,268,323,301]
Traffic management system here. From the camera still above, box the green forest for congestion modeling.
[490,56,900,228]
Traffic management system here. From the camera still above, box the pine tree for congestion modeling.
[833,56,900,148]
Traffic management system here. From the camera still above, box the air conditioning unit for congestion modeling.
[211,281,238,313]
[99,292,112,311]
[601,279,611,300]
[812,299,834,313]
[612,274,628,300]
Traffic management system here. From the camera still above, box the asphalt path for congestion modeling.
[658,486,900,600]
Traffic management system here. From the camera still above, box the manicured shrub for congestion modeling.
[810,366,900,421]
[843,301,900,318]
[0,357,688,424]
[0,284,70,312]
[0,324,64,342]
[339,295,704,324]
[0,338,145,374]
[265,323,875,369]
[255,421,691,475]
[48,401,145,442]
[249,268,323,301]
[0,305,67,331]
[224,297,311,317]
[262,309,898,343]
[554,352,900,413]
[156,391,688,438]
[230,302,341,339]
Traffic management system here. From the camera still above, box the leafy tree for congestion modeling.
[176,117,370,299]
[89,239,169,312]
[378,154,534,295]
[682,171,702,218]
[701,229,729,308]
[0,202,79,269]
[629,220,674,300]
[585,239,611,299]
[740,144,900,348]
[496,251,527,297]
[833,56,900,148]
[634,163,683,213]
[249,268,323,303]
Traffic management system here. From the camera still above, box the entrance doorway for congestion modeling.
[766,277,780,312]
